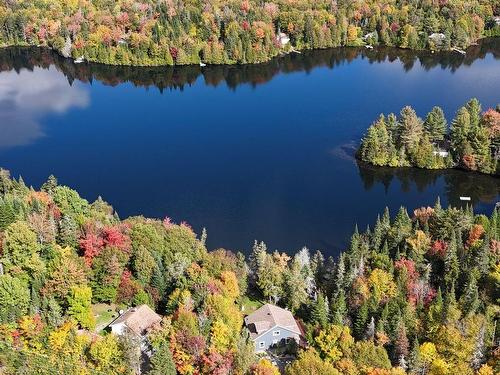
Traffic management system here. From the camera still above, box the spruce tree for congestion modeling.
[354,301,369,339]
[331,289,347,325]
[424,106,447,142]
[408,338,422,374]
[311,292,329,328]
[149,342,176,375]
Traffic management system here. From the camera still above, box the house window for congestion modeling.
[258,342,265,349]
[272,330,280,336]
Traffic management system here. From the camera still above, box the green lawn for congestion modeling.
[240,295,263,315]
[92,303,118,333]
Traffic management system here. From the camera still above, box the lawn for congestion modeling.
[240,295,263,315]
[92,303,118,333]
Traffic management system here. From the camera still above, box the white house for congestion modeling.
[433,150,449,157]
[277,32,290,47]
[109,304,161,346]
[244,304,305,353]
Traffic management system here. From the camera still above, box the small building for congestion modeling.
[109,304,161,339]
[363,31,377,41]
[429,33,446,47]
[277,32,290,47]
[433,150,449,157]
[244,304,304,353]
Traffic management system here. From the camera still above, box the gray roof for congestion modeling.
[109,304,161,336]
[244,304,301,339]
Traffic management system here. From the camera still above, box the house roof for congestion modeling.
[244,304,301,339]
[109,304,161,336]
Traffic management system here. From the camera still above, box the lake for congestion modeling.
[0,39,499,256]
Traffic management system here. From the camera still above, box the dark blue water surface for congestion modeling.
[0,40,499,256]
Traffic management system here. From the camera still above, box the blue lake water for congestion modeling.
[0,40,499,256]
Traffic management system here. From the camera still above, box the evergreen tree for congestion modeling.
[408,338,422,374]
[284,258,308,313]
[41,175,58,194]
[424,106,447,142]
[0,200,15,230]
[444,230,459,289]
[399,106,424,154]
[354,301,369,339]
[149,342,176,375]
[331,289,347,325]
[311,292,329,328]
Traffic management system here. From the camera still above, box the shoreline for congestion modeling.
[1,36,498,68]
[355,158,500,178]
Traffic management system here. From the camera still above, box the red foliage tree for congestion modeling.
[201,350,234,375]
[466,224,484,249]
[103,224,131,253]
[428,240,448,258]
[116,270,140,304]
[80,228,104,266]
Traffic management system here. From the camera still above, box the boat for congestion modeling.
[365,45,373,49]
[459,196,471,201]
[74,56,85,64]
[452,47,466,55]
[199,62,206,67]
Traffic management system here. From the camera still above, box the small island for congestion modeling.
[357,99,500,175]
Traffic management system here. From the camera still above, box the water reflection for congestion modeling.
[357,162,500,209]
[0,67,89,149]
[0,38,498,92]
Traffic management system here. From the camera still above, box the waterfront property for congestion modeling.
[244,304,305,353]
[109,304,161,346]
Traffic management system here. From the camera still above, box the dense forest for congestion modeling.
[0,0,499,66]
[358,99,500,175]
[0,170,499,374]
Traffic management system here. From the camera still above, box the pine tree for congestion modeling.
[0,200,15,230]
[395,318,409,360]
[365,316,375,340]
[408,338,422,374]
[460,270,480,316]
[399,106,424,153]
[331,289,347,325]
[444,230,459,289]
[424,106,447,142]
[284,258,308,313]
[149,342,176,375]
[249,240,267,283]
[41,174,58,194]
[57,214,78,248]
[354,301,369,339]
[471,325,486,370]
[311,292,329,328]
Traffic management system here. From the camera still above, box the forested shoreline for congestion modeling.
[0,170,499,374]
[358,99,500,176]
[0,0,499,66]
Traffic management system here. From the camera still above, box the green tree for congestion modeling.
[0,274,30,323]
[399,106,424,154]
[424,106,447,142]
[1,221,44,279]
[285,348,340,375]
[149,342,176,375]
[67,285,95,330]
[284,258,308,313]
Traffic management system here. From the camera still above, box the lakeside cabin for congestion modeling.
[277,32,290,47]
[244,303,305,353]
[108,305,161,352]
